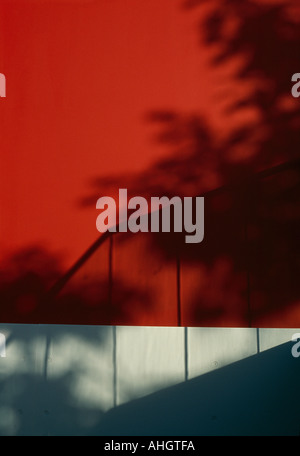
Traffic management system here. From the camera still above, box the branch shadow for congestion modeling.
[0,243,152,326]
[1,1,299,327]
[77,0,300,327]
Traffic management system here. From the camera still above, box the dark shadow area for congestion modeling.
[99,340,300,436]
[75,0,300,327]
[0,372,105,436]
[148,160,300,327]
[0,245,151,325]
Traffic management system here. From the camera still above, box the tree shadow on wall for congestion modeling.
[78,0,300,327]
[2,1,299,328]
[83,0,300,201]
[0,245,151,325]
[0,322,115,436]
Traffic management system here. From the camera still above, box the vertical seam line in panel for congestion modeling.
[113,326,117,408]
[184,327,188,382]
[176,255,181,327]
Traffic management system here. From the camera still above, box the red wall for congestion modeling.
[1,0,299,327]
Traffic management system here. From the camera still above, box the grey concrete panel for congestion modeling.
[0,323,114,435]
[116,326,185,405]
[0,324,298,435]
[259,328,300,352]
[0,324,45,435]
[188,327,258,378]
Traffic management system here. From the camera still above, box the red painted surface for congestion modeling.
[0,0,299,327]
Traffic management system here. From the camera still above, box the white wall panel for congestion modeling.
[116,326,185,405]
[259,328,298,352]
[0,324,299,435]
[188,327,258,378]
